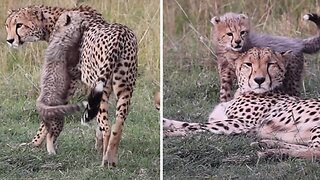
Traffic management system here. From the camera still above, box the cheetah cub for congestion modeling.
[212,12,320,102]
[36,11,88,155]
[164,47,320,159]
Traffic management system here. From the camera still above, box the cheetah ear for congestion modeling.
[7,9,17,15]
[65,15,71,26]
[210,16,220,25]
[29,7,45,21]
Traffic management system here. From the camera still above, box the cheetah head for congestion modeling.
[5,7,46,48]
[211,12,250,52]
[235,47,291,94]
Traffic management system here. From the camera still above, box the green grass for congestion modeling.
[0,73,159,179]
[164,0,320,179]
[0,0,159,179]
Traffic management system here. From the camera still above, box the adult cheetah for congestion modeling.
[212,12,320,102]
[5,5,102,149]
[164,47,320,159]
[5,5,138,167]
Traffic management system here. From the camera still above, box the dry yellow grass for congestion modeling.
[1,0,159,85]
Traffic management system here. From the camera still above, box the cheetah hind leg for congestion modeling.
[45,117,64,155]
[251,139,320,159]
[103,87,133,167]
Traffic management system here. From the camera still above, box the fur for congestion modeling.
[211,12,320,102]
[36,11,88,119]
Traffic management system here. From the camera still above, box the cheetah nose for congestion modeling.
[235,39,241,44]
[7,39,14,44]
[254,77,266,85]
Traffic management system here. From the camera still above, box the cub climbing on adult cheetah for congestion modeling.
[5,5,104,152]
[36,11,90,155]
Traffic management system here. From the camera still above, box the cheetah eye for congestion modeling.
[226,32,233,36]
[16,23,23,28]
[240,31,247,35]
[244,62,252,67]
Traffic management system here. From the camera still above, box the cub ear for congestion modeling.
[279,50,292,56]
[239,13,248,20]
[210,16,220,25]
[276,50,292,67]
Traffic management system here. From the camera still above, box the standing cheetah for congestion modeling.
[5,5,138,167]
[164,47,320,159]
[5,5,102,150]
[212,12,320,102]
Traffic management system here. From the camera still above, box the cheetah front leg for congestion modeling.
[30,121,48,146]
[218,62,235,102]
[66,66,82,101]
[66,78,81,101]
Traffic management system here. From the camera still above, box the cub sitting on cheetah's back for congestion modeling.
[212,12,320,102]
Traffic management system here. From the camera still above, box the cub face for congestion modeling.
[211,12,250,52]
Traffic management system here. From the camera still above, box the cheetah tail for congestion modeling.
[81,81,104,125]
[302,13,320,54]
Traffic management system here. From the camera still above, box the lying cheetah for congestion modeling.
[212,12,320,102]
[6,5,138,167]
[164,47,320,159]
[36,11,89,154]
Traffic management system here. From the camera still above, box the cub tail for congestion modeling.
[303,13,320,54]
[37,101,87,118]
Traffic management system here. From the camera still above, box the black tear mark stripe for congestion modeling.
[247,65,252,88]
[267,63,272,88]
